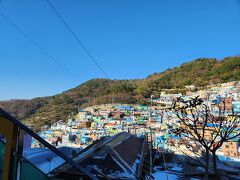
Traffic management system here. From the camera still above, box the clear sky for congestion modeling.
[0,0,240,100]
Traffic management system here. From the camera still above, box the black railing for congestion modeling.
[0,108,97,180]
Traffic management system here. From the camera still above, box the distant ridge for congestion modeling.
[1,56,240,128]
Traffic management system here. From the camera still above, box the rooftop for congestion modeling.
[53,132,147,179]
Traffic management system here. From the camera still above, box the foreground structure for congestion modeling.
[53,132,152,179]
[0,108,152,180]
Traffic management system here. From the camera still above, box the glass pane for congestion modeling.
[21,131,83,179]
[22,132,66,174]
[20,160,49,180]
[0,139,5,180]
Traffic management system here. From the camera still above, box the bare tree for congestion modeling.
[208,97,240,176]
[169,96,240,179]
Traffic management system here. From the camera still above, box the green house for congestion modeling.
[137,117,145,125]
[137,105,148,111]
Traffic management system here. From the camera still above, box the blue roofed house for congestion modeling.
[232,101,240,113]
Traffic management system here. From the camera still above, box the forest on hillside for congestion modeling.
[1,56,240,128]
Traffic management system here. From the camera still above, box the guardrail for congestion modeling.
[0,108,97,180]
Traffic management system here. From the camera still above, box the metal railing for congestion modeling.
[0,108,97,180]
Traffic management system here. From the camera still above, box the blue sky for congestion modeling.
[0,0,240,100]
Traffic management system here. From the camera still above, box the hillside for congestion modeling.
[0,56,240,129]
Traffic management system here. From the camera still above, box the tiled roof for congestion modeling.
[53,132,146,179]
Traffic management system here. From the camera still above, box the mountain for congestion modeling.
[1,56,240,129]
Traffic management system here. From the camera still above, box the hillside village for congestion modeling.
[36,81,240,163]
[1,81,240,179]
[1,1,240,179]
